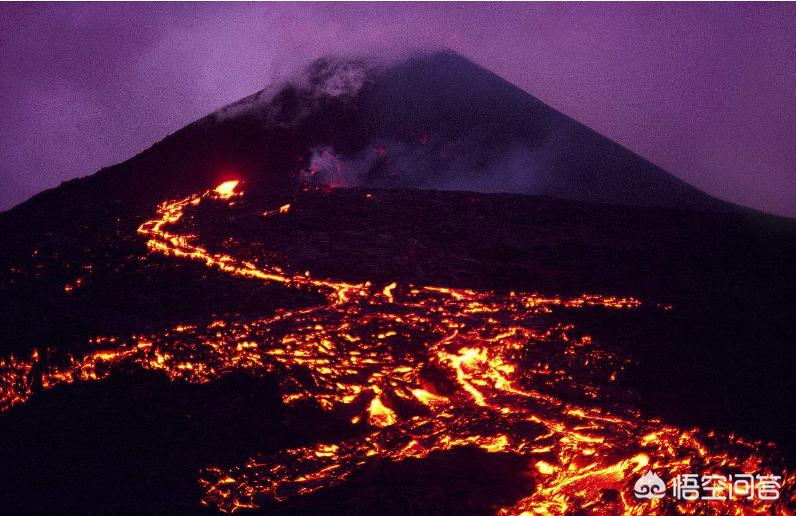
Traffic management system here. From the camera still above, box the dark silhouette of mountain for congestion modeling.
[358,52,735,212]
[3,51,744,223]
[0,51,794,514]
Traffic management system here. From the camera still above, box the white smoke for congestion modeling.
[298,58,370,98]
[211,56,374,124]
[303,146,349,187]
[305,139,557,197]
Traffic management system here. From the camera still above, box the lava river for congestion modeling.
[1,180,794,515]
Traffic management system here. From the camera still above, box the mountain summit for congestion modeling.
[301,51,734,212]
[0,51,794,515]
[8,51,736,218]
[213,50,735,211]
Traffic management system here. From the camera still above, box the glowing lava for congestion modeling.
[214,180,241,200]
[1,180,793,515]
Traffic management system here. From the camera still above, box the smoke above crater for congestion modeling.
[243,52,724,212]
[305,139,559,198]
[2,4,794,215]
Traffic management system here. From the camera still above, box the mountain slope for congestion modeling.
[0,52,794,514]
[360,52,733,211]
[3,51,742,224]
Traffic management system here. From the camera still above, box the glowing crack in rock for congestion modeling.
[1,180,794,515]
[214,180,241,200]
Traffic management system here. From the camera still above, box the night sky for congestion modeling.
[1,3,794,216]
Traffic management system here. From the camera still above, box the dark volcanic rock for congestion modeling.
[0,51,793,514]
[259,448,533,516]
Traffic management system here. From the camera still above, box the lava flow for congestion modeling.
[1,180,794,515]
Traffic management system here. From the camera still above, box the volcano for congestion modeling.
[0,52,794,514]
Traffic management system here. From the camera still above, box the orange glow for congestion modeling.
[367,396,397,428]
[214,180,240,199]
[535,460,557,475]
[0,180,792,515]
[411,388,448,407]
[382,282,397,302]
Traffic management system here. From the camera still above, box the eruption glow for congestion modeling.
[0,180,793,514]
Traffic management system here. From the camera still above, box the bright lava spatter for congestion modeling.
[1,180,794,514]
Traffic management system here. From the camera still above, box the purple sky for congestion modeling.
[1,3,794,216]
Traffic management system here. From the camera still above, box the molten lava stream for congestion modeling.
[0,180,793,515]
